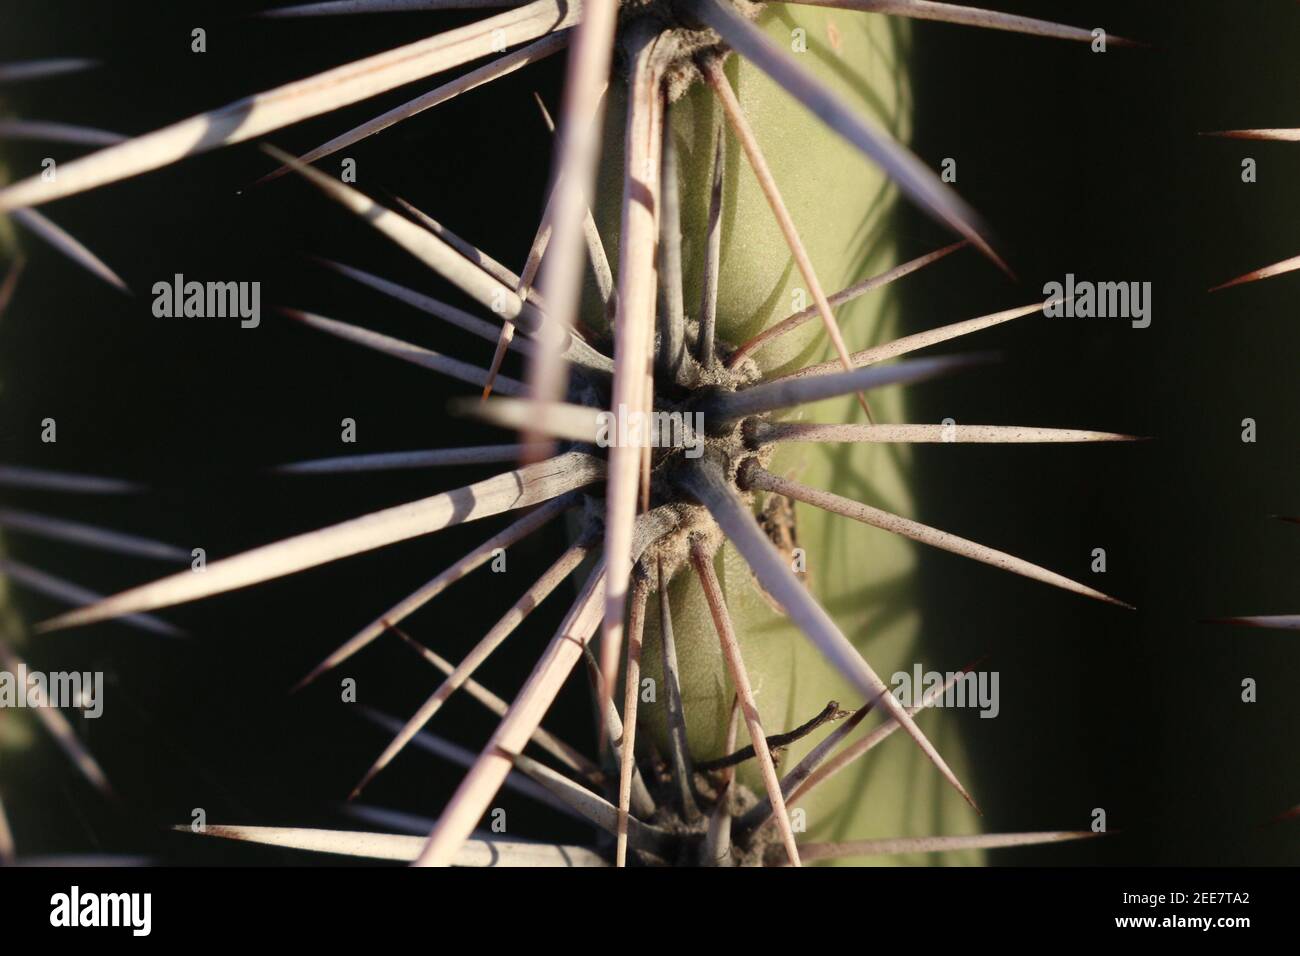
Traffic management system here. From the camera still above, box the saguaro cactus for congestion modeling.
[0,1,1142,866]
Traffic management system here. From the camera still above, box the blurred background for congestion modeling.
[0,0,1296,864]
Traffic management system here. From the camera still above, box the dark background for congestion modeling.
[0,0,1296,865]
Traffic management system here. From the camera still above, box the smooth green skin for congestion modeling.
[594,8,980,863]
[0,587,36,754]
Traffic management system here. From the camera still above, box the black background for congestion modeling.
[0,0,1297,866]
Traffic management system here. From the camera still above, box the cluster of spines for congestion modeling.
[0,0,1148,865]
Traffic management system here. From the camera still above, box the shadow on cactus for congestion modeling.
[0,0,1143,866]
